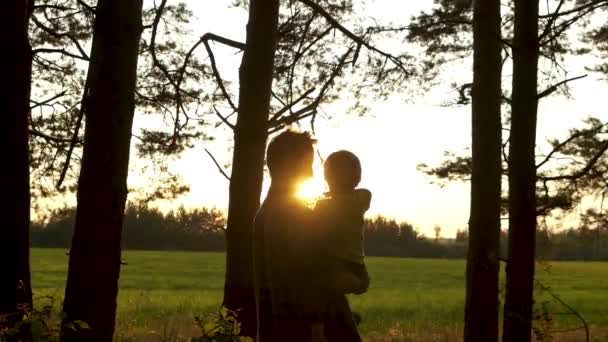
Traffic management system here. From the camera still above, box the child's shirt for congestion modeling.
[314,188,372,265]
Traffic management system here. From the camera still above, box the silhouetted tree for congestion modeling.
[221,0,281,336]
[502,1,540,341]
[26,0,209,208]
[0,0,34,330]
[415,1,608,222]
[463,0,502,341]
[61,0,143,340]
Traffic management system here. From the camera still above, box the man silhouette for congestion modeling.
[252,130,361,342]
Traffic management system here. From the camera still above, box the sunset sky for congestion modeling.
[128,0,608,238]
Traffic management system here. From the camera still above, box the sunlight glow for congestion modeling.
[296,176,327,202]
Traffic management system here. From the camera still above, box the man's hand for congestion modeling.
[310,322,328,342]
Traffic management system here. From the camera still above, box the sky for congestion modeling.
[128,0,608,238]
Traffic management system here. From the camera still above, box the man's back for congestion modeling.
[252,190,321,341]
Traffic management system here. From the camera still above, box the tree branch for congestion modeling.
[31,15,90,60]
[204,148,230,181]
[269,87,316,123]
[535,280,590,342]
[539,0,566,42]
[75,0,96,14]
[269,48,352,132]
[32,48,89,61]
[29,130,74,144]
[538,0,607,18]
[56,82,90,189]
[213,106,236,130]
[297,0,411,75]
[202,37,238,113]
[541,140,608,182]
[30,91,67,110]
[537,75,587,99]
[536,127,602,170]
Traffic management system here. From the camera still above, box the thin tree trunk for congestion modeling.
[463,0,502,340]
[502,0,539,341]
[222,0,280,337]
[0,0,34,329]
[61,0,143,340]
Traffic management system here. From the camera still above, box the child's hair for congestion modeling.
[324,150,361,191]
[266,129,316,179]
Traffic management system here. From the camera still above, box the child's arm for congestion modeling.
[354,188,372,211]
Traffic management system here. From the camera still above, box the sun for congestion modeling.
[296,176,326,202]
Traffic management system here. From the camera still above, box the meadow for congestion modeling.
[31,249,608,341]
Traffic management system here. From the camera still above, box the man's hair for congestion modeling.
[324,150,361,191]
[266,129,316,179]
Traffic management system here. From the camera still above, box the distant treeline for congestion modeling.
[31,206,608,260]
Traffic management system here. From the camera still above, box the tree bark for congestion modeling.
[61,0,143,340]
[0,0,34,329]
[463,0,502,341]
[503,0,540,341]
[222,0,280,337]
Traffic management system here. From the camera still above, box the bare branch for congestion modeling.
[29,130,74,144]
[298,0,411,75]
[202,32,245,50]
[539,4,600,45]
[30,91,67,110]
[269,48,352,132]
[535,280,590,342]
[541,140,608,182]
[56,82,90,189]
[31,15,90,60]
[539,0,566,42]
[536,126,602,170]
[203,38,238,113]
[204,148,230,181]
[75,0,96,13]
[213,106,236,130]
[538,0,608,18]
[268,110,317,134]
[33,4,74,11]
[269,87,316,123]
[148,0,244,141]
[537,75,587,99]
[32,48,89,61]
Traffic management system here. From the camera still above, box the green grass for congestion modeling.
[31,249,608,341]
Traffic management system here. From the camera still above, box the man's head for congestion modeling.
[324,150,361,193]
[266,129,316,187]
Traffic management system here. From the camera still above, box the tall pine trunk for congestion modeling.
[61,0,143,340]
[0,0,34,328]
[502,0,539,341]
[222,0,280,337]
[463,0,502,341]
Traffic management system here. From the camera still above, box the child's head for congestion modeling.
[266,129,316,186]
[324,150,361,193]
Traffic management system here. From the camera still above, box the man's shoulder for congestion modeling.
[256,197,313,227]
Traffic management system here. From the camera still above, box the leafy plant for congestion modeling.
[192,306,253,342]
[0,297,89,341]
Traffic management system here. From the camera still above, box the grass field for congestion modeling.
[31,249,608,341]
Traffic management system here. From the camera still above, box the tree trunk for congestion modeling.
[222,0,280,337]
[463,0,502,341]
[61,0,143,340]
[0,0,34,329]
[502,0,539,341]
